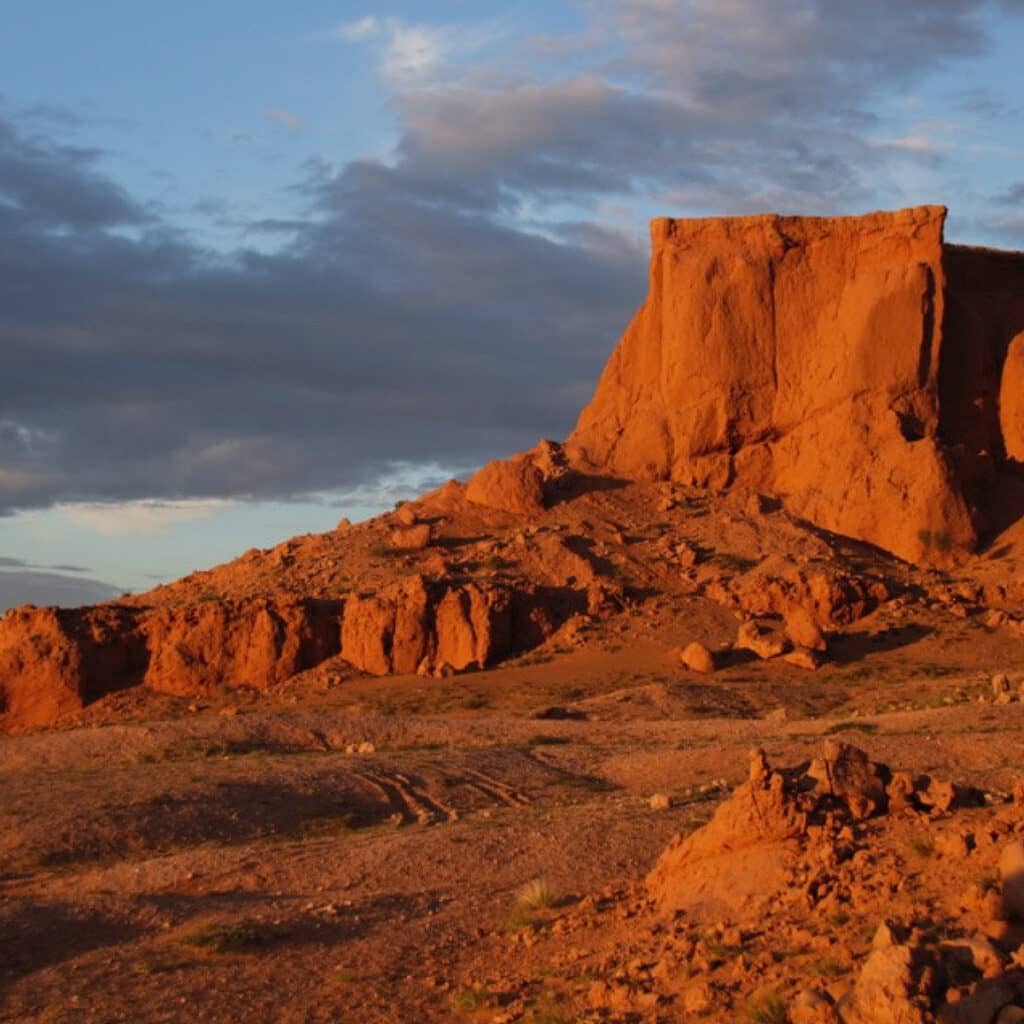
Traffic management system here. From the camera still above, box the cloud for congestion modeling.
[0,570,122,612]
[330,15,502,86]
[60,499,233,536]
[264,108,306,130]
[995,182,1024,205]
[1,0,1023,520]
[0,555,89,572]
[332,16,379,42]
[0,118,147,230]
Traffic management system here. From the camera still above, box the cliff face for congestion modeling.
[567,206,1024,565]
[0,579,578,728]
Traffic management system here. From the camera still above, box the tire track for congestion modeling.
[351,769,455,826]
[456,768,532,808]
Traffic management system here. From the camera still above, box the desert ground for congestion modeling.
[3,480,1024,1022]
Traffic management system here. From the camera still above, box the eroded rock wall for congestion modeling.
[567,206,1024,565]
[0,579,575,728]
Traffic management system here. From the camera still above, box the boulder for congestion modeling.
[388,523,432,551]
[680,641,716,674]
[785,605,828,652]
[466,454,545,516]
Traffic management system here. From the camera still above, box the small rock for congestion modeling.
[992,673,1012,697]
[784,646,824,671]
[649,793,672,811]
[681,641,715,674]
[389,523,432,551]
[1000,840,1024,921]
[790,988,839,1024]
[785,606,828,652]
[736,619,789,660]
[682,981,714,1014]
[394,504,418,526]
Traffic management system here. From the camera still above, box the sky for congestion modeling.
[1,0,1023,609]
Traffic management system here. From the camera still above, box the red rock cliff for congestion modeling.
[567,206,1024,565]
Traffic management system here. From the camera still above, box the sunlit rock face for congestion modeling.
[568,205,1024,566]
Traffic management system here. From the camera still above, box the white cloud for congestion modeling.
[332,16,379,42]
[328,15,502,86]
[264,107,306,130]
[60,499,233,537]
[382,22,447,84]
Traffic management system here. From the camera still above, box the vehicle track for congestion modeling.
[351,769,456,826]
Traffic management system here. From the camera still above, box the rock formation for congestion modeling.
[568,206,1024,565]
[0,574,580,728]
[4,204,1024,730]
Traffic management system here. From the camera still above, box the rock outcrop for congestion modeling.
[0,579,577,729]
[0,605,148,728]
[568,206,1024,565]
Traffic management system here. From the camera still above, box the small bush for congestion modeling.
[452,985,493,1013]
[808,958,848,978]
[517,877,558,911]
[745,992,787,1024]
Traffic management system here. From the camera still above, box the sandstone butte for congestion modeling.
[567,204,1024,566]
[2,204,1024,730]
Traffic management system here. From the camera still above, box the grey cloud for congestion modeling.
[1,0,1022,514]
[0,556,90,572]
[995,183,1024,205]
[0,570,122,613]
[0,109,642,513]
[0,120,148,230]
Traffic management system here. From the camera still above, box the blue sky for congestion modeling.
[1,0,1023,608]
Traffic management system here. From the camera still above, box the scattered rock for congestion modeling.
[649,793,672,811]
[394,504,418,526]
[785,605,828,652]
[736,619,789,660]
[808,740,889,819]
[681,641,716,674]
[784,646,824,671]
[1000,841,1024,922]
[790,988,839,1024]
[389,524,432,551]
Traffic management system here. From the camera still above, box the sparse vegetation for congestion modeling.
[917,529,954,553]
[517,877,558,911]
[745,991,787,1024]
[181,920,279,954]
[452,985,494,1013]
[808,957,848,978]
[527,734,570,747]
[908,836,935,859]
